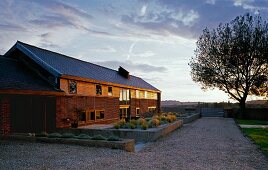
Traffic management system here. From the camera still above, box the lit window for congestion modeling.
[136,90,140,98]
[96,85,102,95]
[148,107,156,114]
[136,108,140,117]
[96,110,104,119]
[69,80,77,94]
[108,87,113,96]
[119,89,130,101]
[144,91,148,98]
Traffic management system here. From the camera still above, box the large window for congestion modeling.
[69,80,77,94]
[96,84,102,95]
[108,86,113,96]
[96,110,104,120]
[120,89,130,104]
[136,90,140,98]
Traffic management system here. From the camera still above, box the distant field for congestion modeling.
[241,128,268,154]
[237,119,268,125]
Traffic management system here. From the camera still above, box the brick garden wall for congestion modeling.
[56,96,119,128]
[0,97,11,136]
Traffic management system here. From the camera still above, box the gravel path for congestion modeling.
[1,118,268,170]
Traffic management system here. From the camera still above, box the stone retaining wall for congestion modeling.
[57,120,183,142]
[2,135,135,152]
[180,113,200,124]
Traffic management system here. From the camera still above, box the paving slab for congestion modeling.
[1,118,267,170]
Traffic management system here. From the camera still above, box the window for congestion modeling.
[119,89,130,101]
[78,111,86,122]
[148,107,156,114]
[108,87,113,96]
[69,80,77,94]
[96,110,104,119]
[96,85,102,95]
[136,108,140,117]
[136,90,140,98]
[86,111,95,121]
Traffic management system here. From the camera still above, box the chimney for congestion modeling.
[118,66,130,79]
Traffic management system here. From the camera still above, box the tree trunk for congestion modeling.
[238,100,246,119]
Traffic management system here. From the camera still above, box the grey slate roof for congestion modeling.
[5,41,159,91]
[0,57,61,92]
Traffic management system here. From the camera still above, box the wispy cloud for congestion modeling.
[89,46,117,53]
[0,23,27,31]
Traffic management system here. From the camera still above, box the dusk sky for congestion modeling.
[1,0,268,102]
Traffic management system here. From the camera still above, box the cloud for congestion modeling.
[120,4,200,39]
[206,0,216,5]
[233,0,268,13]
[29,0,92,20]
[140,4,148,16]
[95,60,167,73]
[89,46,117,53]
[0,23,27,31]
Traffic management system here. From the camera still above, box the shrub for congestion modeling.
[160,115,167,121]
[35,131,48,137]
[150,118,160,127]
[138,118,147,125]
[76,134,91,139]
[48,133,62,138]
[61,133,76,138]
[130,119,137,126]
[118,119,126,128]
[107,135,122,141]
[129,122,136,129]
[141,123,148,130]
[91,134,107,140]
[166,115,177,123]
[114,123,120,129]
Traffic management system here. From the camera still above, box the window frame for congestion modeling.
[108,86,113,96]
[95,110,105,120]
[136,108,140,117]
[96,84,102,95]
[69,80,77,94]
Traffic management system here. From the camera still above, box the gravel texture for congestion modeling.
[1,118,268,170]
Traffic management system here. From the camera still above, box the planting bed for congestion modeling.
[58,120,183,142]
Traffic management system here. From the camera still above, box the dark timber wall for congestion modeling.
[0,95,56,135]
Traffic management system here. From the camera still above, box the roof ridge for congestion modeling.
[17,41,131,76]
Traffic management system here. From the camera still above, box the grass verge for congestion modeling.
[241,128,268,155]
[236,119,268,125]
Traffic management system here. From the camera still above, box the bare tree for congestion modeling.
[189,13,268,117]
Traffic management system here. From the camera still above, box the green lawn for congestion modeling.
[241,128,268,154]
[236,119,268,125]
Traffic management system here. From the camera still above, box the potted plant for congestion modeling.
[71,109,86,128]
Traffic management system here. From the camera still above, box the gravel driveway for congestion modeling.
[1,118,268,170]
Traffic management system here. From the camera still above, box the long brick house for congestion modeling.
[0,41,161,135]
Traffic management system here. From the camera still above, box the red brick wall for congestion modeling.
[130,98,159,117]
[0,98,11,136]
[56,96,119,128]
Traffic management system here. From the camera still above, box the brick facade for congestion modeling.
[130,98,159,117]
[56,96,120,128]
[0,97,11,136]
